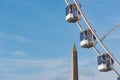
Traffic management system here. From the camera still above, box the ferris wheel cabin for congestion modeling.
[80,29,96,48]
[97,53,114,72]
[65,3,81,23]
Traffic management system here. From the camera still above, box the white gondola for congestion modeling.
[97,53,114,72]
[65,3,81,23]
[80,29,96,48]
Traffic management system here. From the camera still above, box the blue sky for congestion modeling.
[0,0,120,80]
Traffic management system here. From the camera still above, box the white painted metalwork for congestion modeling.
[64,0,120,78]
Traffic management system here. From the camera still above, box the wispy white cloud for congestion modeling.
[12,51,27,56]
[11,35,29,42]
[0,58,69,73]
[0,58,117,80]
[0,58,70,80]
[0,32,29,42]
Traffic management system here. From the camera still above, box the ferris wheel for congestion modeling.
[64,0,120,80]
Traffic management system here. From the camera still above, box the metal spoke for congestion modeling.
[101,24,120,41]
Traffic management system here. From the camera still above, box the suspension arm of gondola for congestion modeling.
[93,46,101,55]
[101,24,120,41]
[112,68,120,77]
[76,21,84,31]
[74,0,120,67]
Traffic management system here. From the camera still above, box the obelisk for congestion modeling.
[72,43,79,80]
